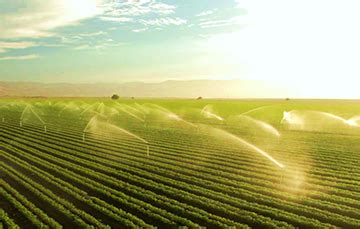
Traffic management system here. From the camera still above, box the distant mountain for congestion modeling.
[0,80,291,98]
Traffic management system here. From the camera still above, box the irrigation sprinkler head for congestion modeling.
[82,132,86,143]
[280,111,290,124]
[44,126,47,133]
[20,121,23,127]
[147,145,150,157]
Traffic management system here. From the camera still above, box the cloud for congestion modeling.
[133,28,148,33]
[0,41,38,54]
[58,31,107,46]
[196,10,214,17]
[0,0,104,39]
[72,37,125,51]
[103,0,175,17]
[99,1,185,31]
[199,16,243,28]
[100,0,177,28]
[0,54,40,61]
[148,2,175,14]
[0,41,37,49]
[140,17,187,26]
[78,31,108,37]
[0,0,178,38]
[73,45,94,50]
[0,0,182,39]
[99,16,133,22]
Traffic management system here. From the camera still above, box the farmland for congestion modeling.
[1,98,360,228]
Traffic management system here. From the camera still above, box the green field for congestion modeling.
[1,98,360,228]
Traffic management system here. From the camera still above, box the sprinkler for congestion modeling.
[201,105,224,121]
[116,103,145,122]
[44,125,47,133]
[237,115,281,137]
[20,104,46,129]
[83,132,86,143]
[209,126,285,169]
[147,145,150,156]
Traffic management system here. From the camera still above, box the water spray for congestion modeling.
[134,103,149,116]
[20,105,46,131]
[238,115,281,137]
[58,102,79,117]
[106,123,150,156]
[317,111,360,127]
[282,110,360,130]
[345,119,358,127]
[82,116,149,155]
[116,103,145,122]
[280,111,290,124]
[201,105,224,121]
[97,103,106,115]
[208,126,285,169]
[81,102,99,116]
[58,103,68,117]
[240,105,274,116]
[83,116,98,142]
[344,115,360,126]
[124,104,145,116]
[149,104,196,127]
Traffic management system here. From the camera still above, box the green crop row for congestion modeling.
[0,150,150,228]
[0,140,256,228]
[0,208,20,229]
[7,120,360,195]
[0,162,108,228]
[1,144,232,228]
[5,119,360,191]
[1,133,347,228]
[2,126,360,228]
[14,133,360,228]
[2,99,360,229]
[0,179,61,228]
[3,121,359,205]
[0,183,47,228]
[2,122,358,216]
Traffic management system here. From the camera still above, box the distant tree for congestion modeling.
[285,97,290,101]
[111,94,120,100]
[196,96,203,100]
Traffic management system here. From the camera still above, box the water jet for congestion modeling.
[236,115,281,137]
[205,125,285,168]
[201,105,224,121]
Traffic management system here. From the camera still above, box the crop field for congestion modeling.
[1,98,360,228]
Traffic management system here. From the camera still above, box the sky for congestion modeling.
[1,0,360,98]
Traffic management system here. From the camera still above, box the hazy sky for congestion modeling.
[1,0,360,98]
